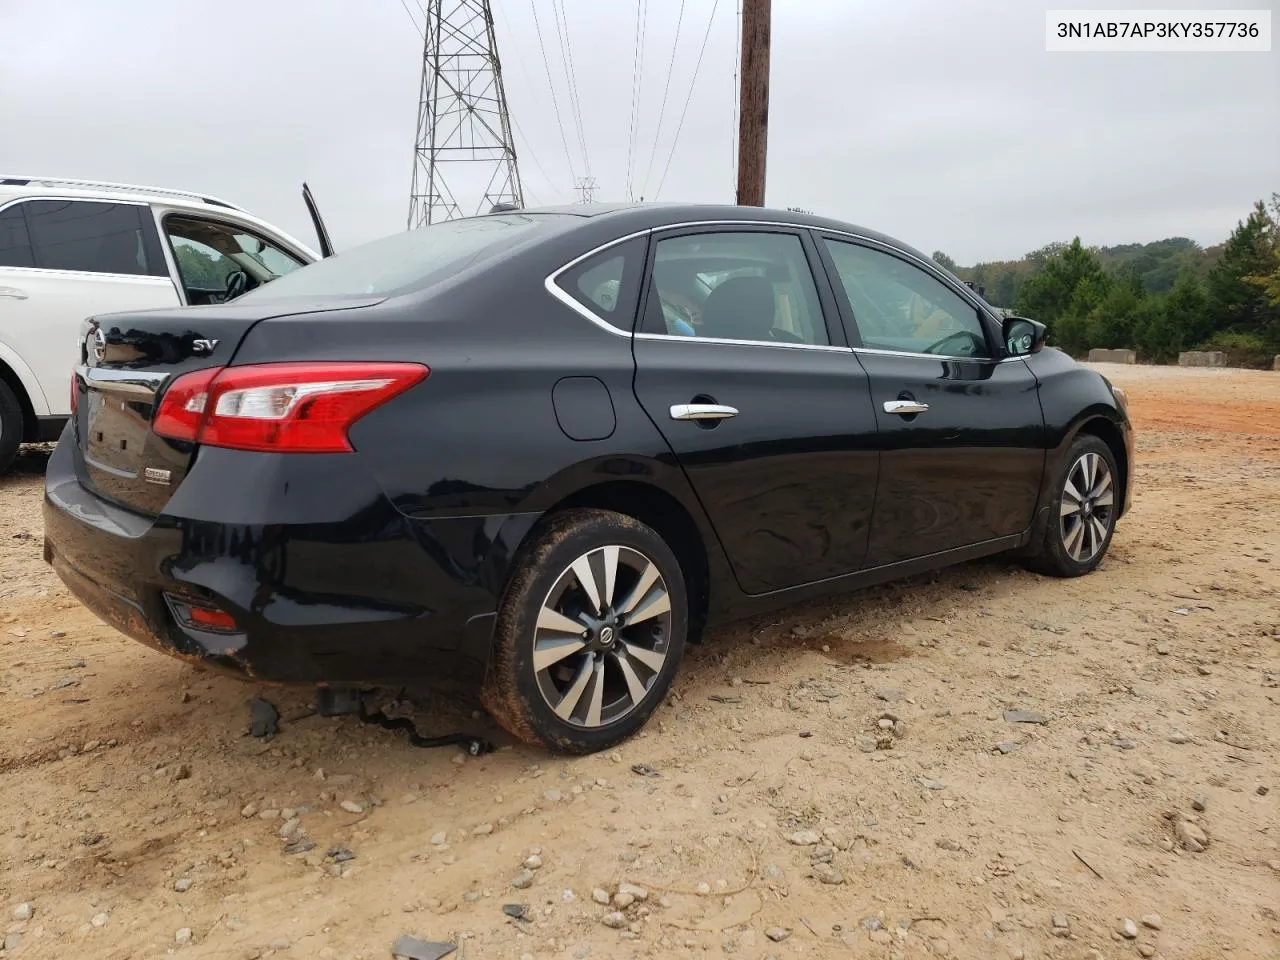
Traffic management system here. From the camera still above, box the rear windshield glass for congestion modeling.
[239,214,569,300]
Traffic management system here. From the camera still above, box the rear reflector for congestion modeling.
[164,594,240,633]
[153,362,428,453]
[188,605,238,631]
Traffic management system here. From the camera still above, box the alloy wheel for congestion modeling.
[532,545,673,728]
[1059,451,1115,563]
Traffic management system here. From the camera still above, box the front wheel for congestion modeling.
[482,508,687,754]
[1022,434,1120,577]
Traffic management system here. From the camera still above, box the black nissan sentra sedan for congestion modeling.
[44,204,1134,754]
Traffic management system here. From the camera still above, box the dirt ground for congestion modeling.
[1,363,1277,960]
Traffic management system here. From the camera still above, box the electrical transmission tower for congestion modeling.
[408,0,524,228]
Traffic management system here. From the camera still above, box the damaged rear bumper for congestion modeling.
[42,439,528,687]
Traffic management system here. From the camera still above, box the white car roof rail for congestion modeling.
[0,175,245,212]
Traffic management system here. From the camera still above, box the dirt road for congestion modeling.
[2,364,1277,960]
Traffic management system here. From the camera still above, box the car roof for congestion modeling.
[510,201,931,264]
[0,175,245,212]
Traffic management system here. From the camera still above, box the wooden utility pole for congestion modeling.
[736,0,771,206]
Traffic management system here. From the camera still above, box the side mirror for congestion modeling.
[1002,316,1047,357]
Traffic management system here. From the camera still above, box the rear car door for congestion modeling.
[0,198,180,418]
[631,225,879,595]
[817,234,1045,566]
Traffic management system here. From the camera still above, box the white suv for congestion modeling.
[0,175,333,471]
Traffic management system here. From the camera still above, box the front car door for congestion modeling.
[816,234,1045,566]
[0,198,180,419]
[155,213,309,306]
[631,225,879,595]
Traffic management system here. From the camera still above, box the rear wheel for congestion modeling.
[1022,434,1119,577]
[0,380,23,474]
[482,508,687,754]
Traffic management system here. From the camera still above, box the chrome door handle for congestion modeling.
[0,286,29,300]
[670,403,739,421]
[883,399,929,415]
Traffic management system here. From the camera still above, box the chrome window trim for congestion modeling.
[851,346,1027,364]
[543,218,1010,354]
[635,331,852,353]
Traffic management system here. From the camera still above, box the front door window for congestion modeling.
[163,216,304,305]
[823,239,991,359]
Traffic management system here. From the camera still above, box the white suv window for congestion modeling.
[0,199,165,276]
[163,216,304,304]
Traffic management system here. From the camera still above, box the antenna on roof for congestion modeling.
[489,202,521,214]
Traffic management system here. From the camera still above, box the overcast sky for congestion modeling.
[1,0,1275,264]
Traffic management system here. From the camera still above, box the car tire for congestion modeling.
[482,508,688,754]
[0,380,23,474]
[1022,434,1120,578]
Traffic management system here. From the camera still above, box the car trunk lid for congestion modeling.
[74,298,381,515]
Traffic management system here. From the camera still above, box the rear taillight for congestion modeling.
[153,362,428,453]
[70,370,78,415]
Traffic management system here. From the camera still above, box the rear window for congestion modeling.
[239,214,570,301]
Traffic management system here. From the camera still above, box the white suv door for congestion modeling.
[0,198,180,419]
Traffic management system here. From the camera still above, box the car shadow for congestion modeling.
[3,444,54,478]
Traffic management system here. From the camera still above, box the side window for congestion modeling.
[0,205,35,268]
[644,232,828,345]
[823,239,990,358]
[21,200,164,276]
[553,236,646,331]
[164,216,306,304]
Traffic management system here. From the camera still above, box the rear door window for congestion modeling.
[19,200,167,277]
[642,231,829,345]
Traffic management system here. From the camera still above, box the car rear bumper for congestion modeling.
[43,438,536,687]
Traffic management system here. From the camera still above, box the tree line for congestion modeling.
[933,195,1280,365]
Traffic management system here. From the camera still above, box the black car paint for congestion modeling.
[44,204,1132,688]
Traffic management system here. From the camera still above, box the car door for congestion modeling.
[816,234,1045,566]
[0,198,181,418]
[631,225,879,595]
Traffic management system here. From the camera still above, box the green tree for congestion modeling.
[1207,199,1279,348]
[931,250,958,273]
[1136,272,1210,362]
[1085,266,1144,348]
[1014,238,1109,349]
[1243,194,1280,317]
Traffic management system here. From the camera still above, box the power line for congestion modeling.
[396,0,424,36]
[624,0,650,200]
[654,0,722,201]
[509,114,555,206]
[638,0,686,201]
[490,2,568,203]
[550,0,592,178]
[529,0,579,184]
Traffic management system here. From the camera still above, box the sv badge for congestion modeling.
[191,339,220,355]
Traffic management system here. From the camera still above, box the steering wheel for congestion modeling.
[224,269,248,302]
[925,330,986,357]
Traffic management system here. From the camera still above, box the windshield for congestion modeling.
[239,213,570,301]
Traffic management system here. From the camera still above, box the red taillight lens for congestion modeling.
[71,370,79,415]
[152,367,220,442]
[154,362,428,453]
